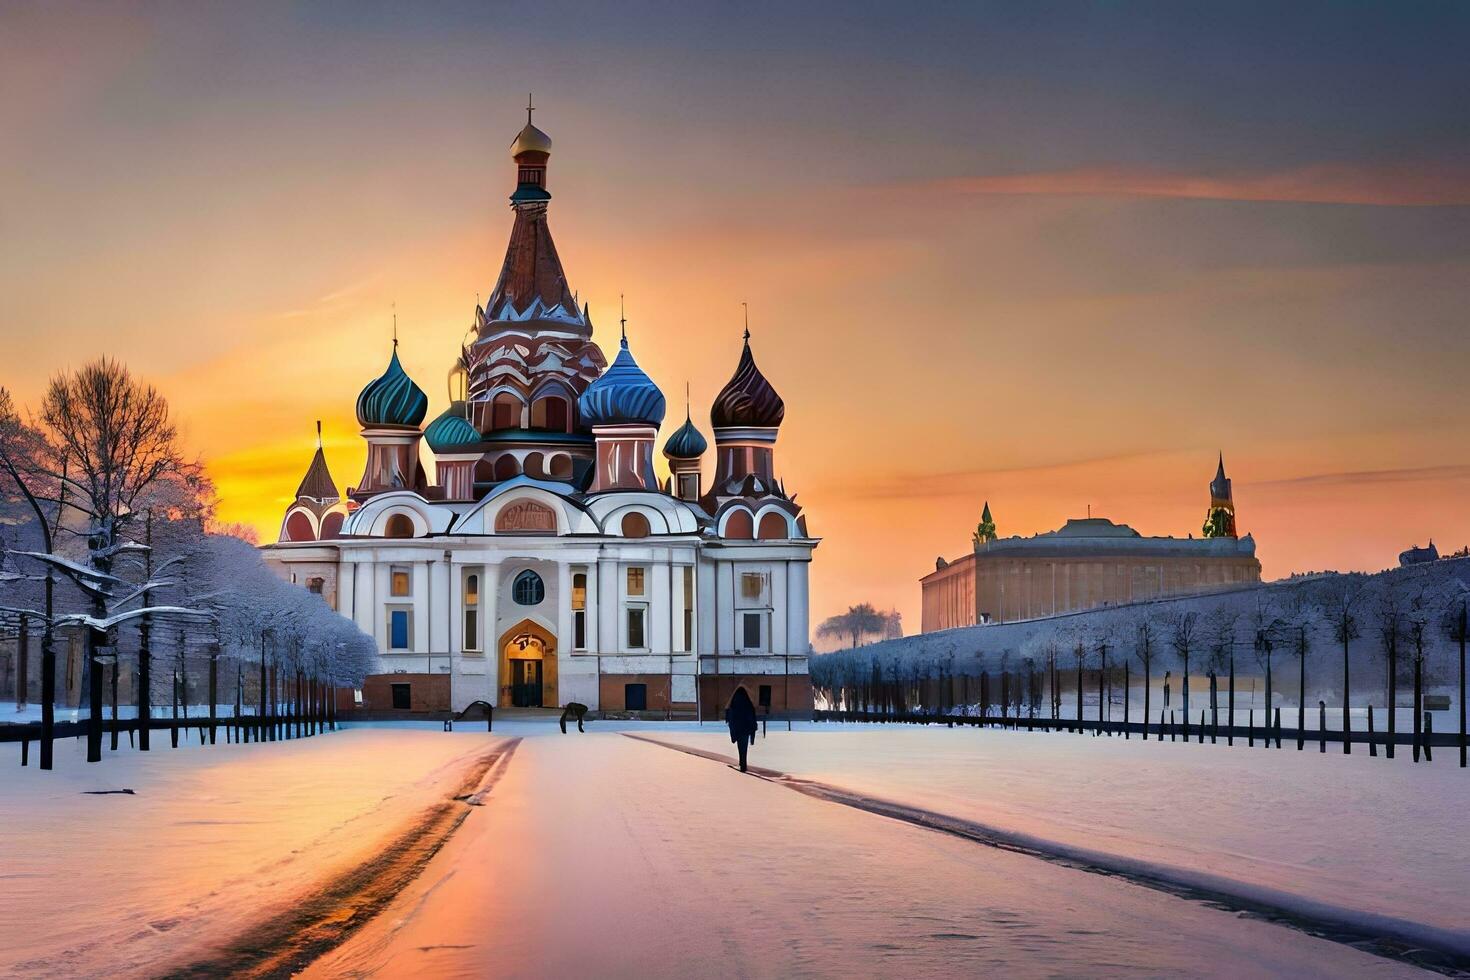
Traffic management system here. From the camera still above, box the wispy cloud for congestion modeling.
[1256,463,1470,489]
[896,163,1470,207]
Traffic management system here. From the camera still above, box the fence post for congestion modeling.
[1248,708,1254,747]
[1199,709,1205,744]
[1367,704,1377,757]
[1274,706,1282,749]
[1319,701,1327,753]
[1424,711,1433,763]
[1169,709,1176,741]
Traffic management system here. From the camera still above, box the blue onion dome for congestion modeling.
[578,337,666,427]
[711,334,784,428]
[424,405,481,452]
[662,412,708,459]
[356,348,428,428]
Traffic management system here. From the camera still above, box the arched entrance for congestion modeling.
[499,619,558,708]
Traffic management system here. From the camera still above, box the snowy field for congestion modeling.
[658,725,1470,948]
[1,719,1460,978]
[0,729,497,978]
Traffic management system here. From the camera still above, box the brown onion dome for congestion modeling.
[710,334,784,429]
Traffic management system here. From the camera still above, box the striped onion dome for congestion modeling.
[578,337,666,428]
[710,334,783,429]
[662,412,708,459]
[424,405,481,452]
[356,348,428,428]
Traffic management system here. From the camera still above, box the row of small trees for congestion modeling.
[0,359,376,769]
[813,565,1470,765]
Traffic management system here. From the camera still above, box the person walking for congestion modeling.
[725,687,759,772]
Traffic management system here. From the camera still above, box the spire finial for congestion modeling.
[392,302,398,349]
[527,92,535,125]
[742,301,750,344]
[619,293,628,348]
[315,420,322,448]
[685,381,691,420]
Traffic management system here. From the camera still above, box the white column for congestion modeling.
[449,562,463,655]
[715,560,734,654]
[483,562,502,702]
[430,558,450,656]
[771,560,788,655]
[373,563,390,652]
[697,559,715,656]
[652,556,672,654]
[598,556,617,655]
[787,559,810,654]
[338,561,356,619]
[584,560,599,654]
[556,562,572,654]
[412,562,430,655]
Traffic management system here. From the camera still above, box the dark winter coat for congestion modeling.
[725,688,758,745]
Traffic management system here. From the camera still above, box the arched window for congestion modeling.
[757,512,789,540]
[306,577,325,595]
[723,509,753,540]
[492,392,522,430]
[535,396,567,431]
[512,569,545,606]
[522,451,546,479]
[621,512,651,538]
[493,454,520,482]
[547,453,573,480]
[319,512,345,540]
[385,513,415,538]
[284,511,315,542]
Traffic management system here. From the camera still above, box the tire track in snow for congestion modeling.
[625,733,1470,978]
[161,737,520,980]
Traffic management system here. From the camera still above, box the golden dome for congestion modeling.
[510,122,552,157]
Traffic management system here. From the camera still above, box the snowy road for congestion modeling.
[303,731,1424,979]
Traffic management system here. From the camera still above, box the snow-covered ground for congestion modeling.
[0,729,496,978]
[304,731,1419,979]
[656,725,1470,948]
[1,720,1457,977]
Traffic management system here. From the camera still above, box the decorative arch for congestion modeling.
[498,618,558,708]
[284,510,316,542]
[756,511,791,540]
[384,513,416,538]
[491,390,525,430]
[621,511,651,538]
[319,511,346,540]
[722,508,754,540]
[493,454,521,482]
[495,498,558,534]
[522,451,546,480]
[547,453,573,480]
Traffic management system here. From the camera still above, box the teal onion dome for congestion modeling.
[578,338,666,427]
[662,412,708,459]
[424,405,481,452]
[356,348,428,428]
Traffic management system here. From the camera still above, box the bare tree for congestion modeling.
[1283,588,1316,749]
[1371,582,1408,759]
[1132,614,1161,739]
[29,360,186,761]
[1320,575,1366,754]
[1205,606,1238,740]
[816,603,889,649]
[1249,596,1285,744]
[1167,610,1201,736]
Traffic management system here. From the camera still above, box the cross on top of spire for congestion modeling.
[742,301,750,344]
[619,293,628,348]
[526,92,535,125]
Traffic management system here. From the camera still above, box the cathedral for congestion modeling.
[263,109,817,718]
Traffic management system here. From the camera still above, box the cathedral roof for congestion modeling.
[294,426,338,501]
[356,347,428,429]
[711,334,784,429]
[424,404,481,452]
[663,411,708,459]
[579,337,666,428]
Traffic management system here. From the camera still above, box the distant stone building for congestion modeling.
[1399,541,1439,567]
[921,457,1261,631]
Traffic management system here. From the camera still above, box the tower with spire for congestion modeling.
[1202,453,1238,538]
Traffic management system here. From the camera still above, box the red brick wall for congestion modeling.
[338,673,450,714]
[699,674,813,719]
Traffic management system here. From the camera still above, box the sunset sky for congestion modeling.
[3,2,1468,630]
